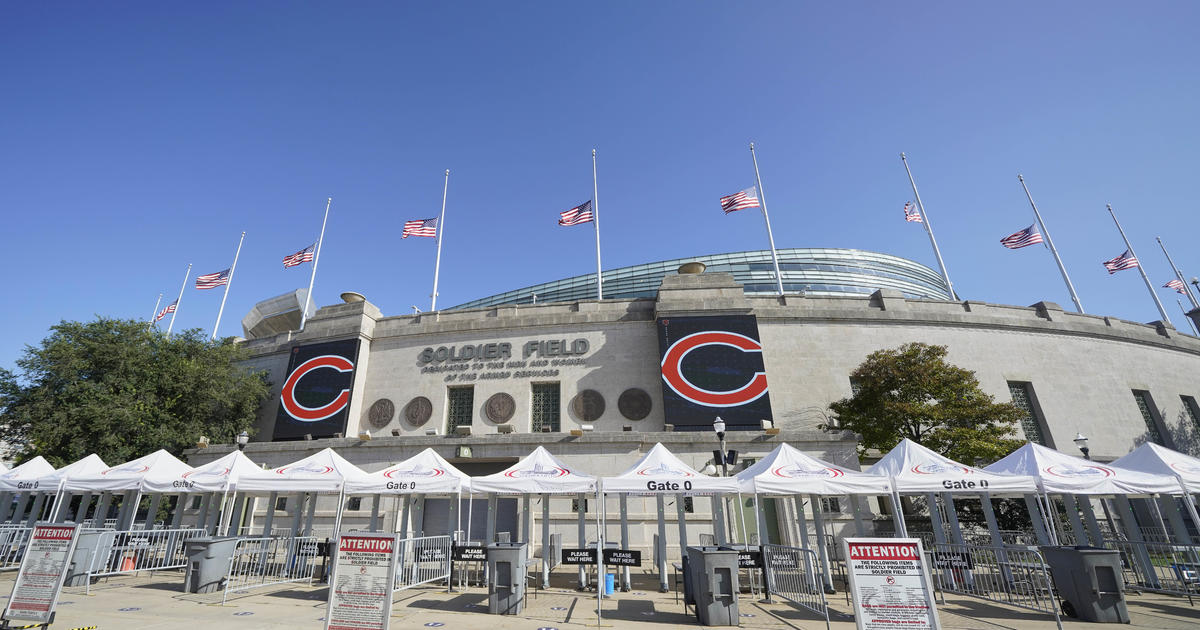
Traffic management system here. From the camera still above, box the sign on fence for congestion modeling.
[4,523,80,624]
[843,538,940,630]
[451,544,486,562]
[764,548,799,568]
[325,533,399,630]
[602,549,641,566]
[417,546,448,563]
[931,550,973,570]
[737,551,763,568]
[561,548,597,565]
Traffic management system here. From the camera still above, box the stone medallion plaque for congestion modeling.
[366,398,394,429]
[485,393,516,424]
[618,388,652,421]
[572,389,605,422]
[403,396,433,427]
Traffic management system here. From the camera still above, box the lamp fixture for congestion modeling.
[497,424,514,434]
[236,431,249,451]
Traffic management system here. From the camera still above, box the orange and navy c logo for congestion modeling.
[660,331,768,407]
[280,355,355,422]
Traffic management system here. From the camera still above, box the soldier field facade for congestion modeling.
[186,248,1200,554]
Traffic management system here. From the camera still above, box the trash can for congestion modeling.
[64,530,108,587]
[487,542,527,615]
[1039,546,1130,623]
[686,546,740,626]
[183,537,241,594]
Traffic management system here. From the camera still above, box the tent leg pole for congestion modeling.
[576,493,587,590]
[1079,496,1105,546]
[368,494,381,532]
[541,494,551,590]
[810,494,834,594]
[619,493,630,591]
[656,494,668,592]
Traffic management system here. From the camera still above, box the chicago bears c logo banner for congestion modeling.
[272,338,360,440]
[657,315,773,431]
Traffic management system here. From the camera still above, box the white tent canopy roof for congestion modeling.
[1109,442,1200,494]
[737,443,892,496]
[235,447,371,494]
[0,457,56,492]
[985,442,1180,495]
[345,448,472,495]
[602,443,737,495]
[469,446,596,495]
[868,439,1038,494]
[143,450,262,493]
[35,454,108,488]
[61,450,192,492]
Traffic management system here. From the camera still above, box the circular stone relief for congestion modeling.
[485,392,516,424]
[618,388,652,421]
[572,389,606,422]
[366,398,395,429]
[403,396,433,427]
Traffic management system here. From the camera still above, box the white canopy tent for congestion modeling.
[1111,442,1200,548]
[343,448,473,538]
[602,443,738,591]
[141,450,263,534]
[0,457,55,525]
[235,448,372,537]
[59,450,194,530]
[867,439,1038,547]
[470,446,597,590]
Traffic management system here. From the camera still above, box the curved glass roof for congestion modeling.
[448,248,951,309]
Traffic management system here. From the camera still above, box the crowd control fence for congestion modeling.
[1107,539,1200,603]
[927,542,1062,629]
[761,543,831,630]
[222,535,322,604]
[85,527,206,594]
[394,535,452,592]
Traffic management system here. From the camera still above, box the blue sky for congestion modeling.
[3,2,1199,371]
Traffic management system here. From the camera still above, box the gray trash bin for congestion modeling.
[487,542,527,615]
[64,530,108,587]
[1039,546,1130,623]
[184,536,241,594]
[686,546,739,626]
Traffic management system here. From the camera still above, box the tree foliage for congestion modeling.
[825,342,1025,464]
[0,318,270,467]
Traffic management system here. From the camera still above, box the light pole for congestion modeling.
[1074,432,1116,539]
[713,417,729,477]
[1073,432,1090,460]
[236,431,249,451]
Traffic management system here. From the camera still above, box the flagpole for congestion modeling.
[167,263,191,338]
[431,170,450,311]
[1018,175,1085,313]
[1179,300,1199,336]
[749,142,785,296]
[901,153,957,300]
[148,293,162,329]
[212,231,245,341]
[1107,204,1172,326]
[592,149,603,300]
[1157,237,1200,309]
[301,197,332,331]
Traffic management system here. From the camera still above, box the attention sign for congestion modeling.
[4,523,80,624]
[325,533,399,630]
[843,538,940,630]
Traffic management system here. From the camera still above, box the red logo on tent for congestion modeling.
[505,466,568,478]
[772,465,842,479]
[102,464,150,475]
[276,464,334,476]
[280,355,355,422]
[182,467,230,479]
[911,463,970,475]
[660,331,768,407]
[1043,464,1113,478]
[1170,462,1200,474]
[637,464,694,477]
[384,466,444,479]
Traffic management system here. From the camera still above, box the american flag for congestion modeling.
[155,300,177,322]
[903,201,923,223]
[1000,224,1045,249]
[558,201,593,226]
[282,244,315,268]
[719,187,760,214]
[195,268,231,290]
[402,217,438,238]
[1164,278,1187,294]
[1103,250,1139,274]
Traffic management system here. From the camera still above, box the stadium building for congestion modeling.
[190,247,1200,548]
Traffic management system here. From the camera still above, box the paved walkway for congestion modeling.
[5,571,1197,629]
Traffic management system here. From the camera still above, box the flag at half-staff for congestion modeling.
[900,153,956,299]
[201,231,245,340]
[282,243,315,268]
[902,201,922,223]
[722,143,785,296]
[195,268,231,289]
[999,224,1044,249]
[1102,250,1139,274]
[555,150,605,299]
[1164,279,1187,294]
[402,217,438,238]
[155,299,177,322]
[558,201,593,225]
[719,187,760,214]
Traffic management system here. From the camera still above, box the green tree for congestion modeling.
[0,317,270,467]
[824,342,1025,464]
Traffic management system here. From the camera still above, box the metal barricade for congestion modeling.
[0,526,31,571]
[928,542,1062,629]
[761,544,830,630]
[222,535,322,603]
[1108,539,1200,601]
[84,528,206,594]
[394,535,452,592]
